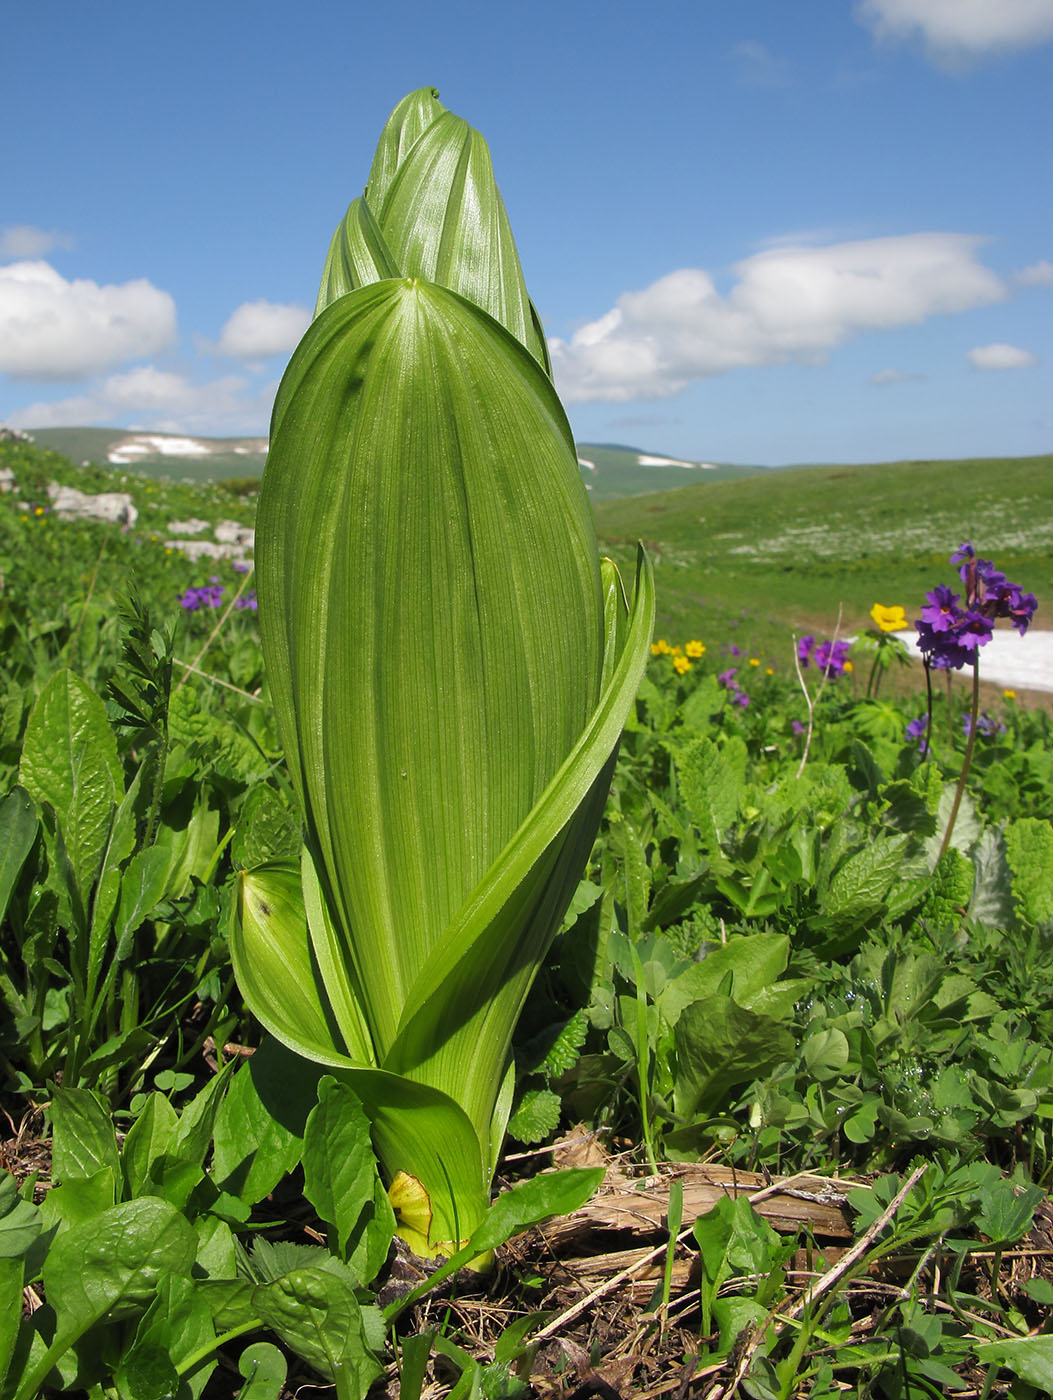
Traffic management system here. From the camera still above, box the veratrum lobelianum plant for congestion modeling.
[232,88,654,1257]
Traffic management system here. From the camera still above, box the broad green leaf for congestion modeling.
[657,933,791,1027]
[253,1267,383,1388]
[39,1167,117,1234]
[0,787,36,928]
[231,784,302,870]
[0,1256,22,1391]
[0,1174,41,1260]
[211,1038,313,1205]
[128,1273,217,1399]
[364,86,445,210]
[121,1092,178,1198]
[50,1086,120,1187]
[301,1077,389,1265]
[673,997,795,1121]
[375,109,548,364]
[386,1167,604,1321]
[15,1197,198,1400]
[974,1336,1053,1389]
[315,196,400,315]
[114,1343,181,1400]
[677,736,743,838]
[463,1167,604,1257]
[19,668,122,924]
[259,278,603,1058]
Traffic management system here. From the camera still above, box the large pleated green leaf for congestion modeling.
[386,549,654,1140]
[232,862,489,1247]
[258,277,604,1062]
[316,88,550,370]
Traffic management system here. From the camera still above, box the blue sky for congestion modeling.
[2,0,1051,465]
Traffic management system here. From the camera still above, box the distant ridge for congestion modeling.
[27,427,269,486]
[25,426,766,501]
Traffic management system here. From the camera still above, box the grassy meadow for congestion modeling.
[1,432,1052,1397]
[595,451,1053,652]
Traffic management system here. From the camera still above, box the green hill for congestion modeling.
[27,427,268,486]
[575,442,764,501]
[593,452,1053,645]
[9,431,1049,677]
[25,427,765,499]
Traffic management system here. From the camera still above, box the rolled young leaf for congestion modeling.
[315,87,550,370]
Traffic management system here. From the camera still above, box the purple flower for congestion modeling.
[177,582,226,612]
[905,713,929,754]
[798,635,851,679]
[718,668,738,687]
[236,591,258,611]
[232,559,251,574]
[963,711,1003,738]
[919,585,961,633]
[791,719,806,735]
[915,544,1038,670]
[732,690,750,707]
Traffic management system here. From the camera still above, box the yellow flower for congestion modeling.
[34,506,45,516]
[685,640,705,658]
[672,655,692,675]
[870,603,907,633]
[748,657,760,667]
[670,645,684,657]
[765,667,774,675]
[1004,688,1016,699]
[650,638,672,655]
[843,660,854,673]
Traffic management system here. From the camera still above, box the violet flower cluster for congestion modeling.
[178,582,225,611]
[717,668,750,707]
[915,543,1037,671]
[797,635,851,679]
[905,713,929,754]
[177,578,258,612]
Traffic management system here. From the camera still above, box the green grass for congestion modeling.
[593,453,1053,654]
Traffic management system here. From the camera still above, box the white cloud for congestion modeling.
[9,366,271,434]
[870,368,926,385]
[0,226,74,259]
[856,0,1053,63]
[212,300,310,360]
[0,260,176,379]
[1016,259,1053,287]
[550,234,1005,403]
[967,342,1038,370]
[731,41,791,86]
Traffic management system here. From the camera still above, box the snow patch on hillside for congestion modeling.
[637,453,716,469]
[107,433,268,464]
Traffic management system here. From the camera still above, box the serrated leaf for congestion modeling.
[507,1088,562,1145]
[19,669,121,924]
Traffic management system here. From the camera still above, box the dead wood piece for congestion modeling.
[537,1163,858,1250]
